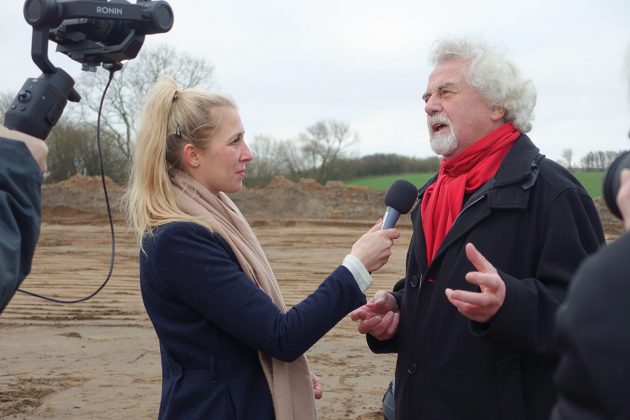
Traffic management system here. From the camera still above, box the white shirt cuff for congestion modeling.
[342,254,372,293]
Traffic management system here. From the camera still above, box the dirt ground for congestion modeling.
[0,175,624,419]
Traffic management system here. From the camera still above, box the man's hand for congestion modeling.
[0,125,48,173]
[350,290,400,340]
[445,243,506,323]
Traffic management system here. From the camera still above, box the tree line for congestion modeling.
[1,44,625,187]
[0,44,439,187]
[560,148,626,172]
[244,128,440,187]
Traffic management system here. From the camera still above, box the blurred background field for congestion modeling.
[347,171,605,198]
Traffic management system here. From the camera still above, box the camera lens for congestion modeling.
[143,1,174,34]
[603,150,630,219]
[24,0,62,28]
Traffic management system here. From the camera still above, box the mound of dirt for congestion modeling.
[231,176,388,221]
[41,174,624,239]
[42,174,126,224]
[41,175,390,224]
[593,196,625,241]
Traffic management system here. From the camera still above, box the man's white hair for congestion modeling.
[430,37,537,133]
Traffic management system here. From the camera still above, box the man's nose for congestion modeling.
[424,96,441,115]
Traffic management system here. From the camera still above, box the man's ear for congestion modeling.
[182,144,200,168]
[490,105,506,121]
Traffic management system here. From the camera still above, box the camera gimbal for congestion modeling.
[4,0,173,139]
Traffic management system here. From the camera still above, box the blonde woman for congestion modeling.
[124,76,400,420]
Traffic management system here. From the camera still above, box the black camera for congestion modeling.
[603,150,630,220]
[4,0,174,140]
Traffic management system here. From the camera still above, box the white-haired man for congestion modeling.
[352,38,605,420]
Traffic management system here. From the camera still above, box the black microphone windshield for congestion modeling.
[384,179,418,214]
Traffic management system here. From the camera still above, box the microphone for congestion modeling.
[382,179,418,229]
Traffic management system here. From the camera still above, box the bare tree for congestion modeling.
[74,43,215,161]
[580,150,624,171]
[297,119,359,184]
[561,148,574,169]
[0,91,16,121]
[277,140,309,181]
[44,116,127,183]
[245,135,288,187]
[246,136,313,184]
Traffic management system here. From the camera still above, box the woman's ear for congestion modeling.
[182,144,200,168]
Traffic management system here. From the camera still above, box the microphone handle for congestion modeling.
[381,207,401,229]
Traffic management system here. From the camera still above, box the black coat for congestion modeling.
[368,135,605,420]
[552,231,630,420]
[0,138,42,313]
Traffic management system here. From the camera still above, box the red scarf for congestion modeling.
[421,122,520,264]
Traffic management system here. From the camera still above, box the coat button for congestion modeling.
[407,362,417,375]
[410,274,420,287]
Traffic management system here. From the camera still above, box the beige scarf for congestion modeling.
[171,171,316,420]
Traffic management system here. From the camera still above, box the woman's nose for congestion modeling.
[242,143,254,162]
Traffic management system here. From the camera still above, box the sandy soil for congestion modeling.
[0,175,623,419]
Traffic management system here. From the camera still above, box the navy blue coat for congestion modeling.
[140,221,366,419]
[368,135,605,420]
[0,138,42,313]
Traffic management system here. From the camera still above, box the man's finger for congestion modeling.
[465,272,501,291]
[350,307,366,321]
[446,288,493,307]
[358,315,384,334]
[365,290,397,312]
[385,312,400,337]
[370,311,395,337]
[465,243,496,274]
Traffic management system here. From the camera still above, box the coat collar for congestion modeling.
[493,133,540,187]
[417,133,542,208]
[412,134,543,270]
[486,133,542,210]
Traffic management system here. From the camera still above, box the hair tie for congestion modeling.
[175,123,182,137]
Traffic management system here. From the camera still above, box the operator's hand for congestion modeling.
[350,290,400,340]
[0,125,48,173]
[445,243,506,323]
[617,169,630,231]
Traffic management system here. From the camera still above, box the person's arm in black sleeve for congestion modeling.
[470,188,605,352]
[0,135,46,313]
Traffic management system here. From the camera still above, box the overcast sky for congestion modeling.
[2,0,629,162]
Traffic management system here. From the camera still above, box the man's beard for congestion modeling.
[428,115,458,157]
